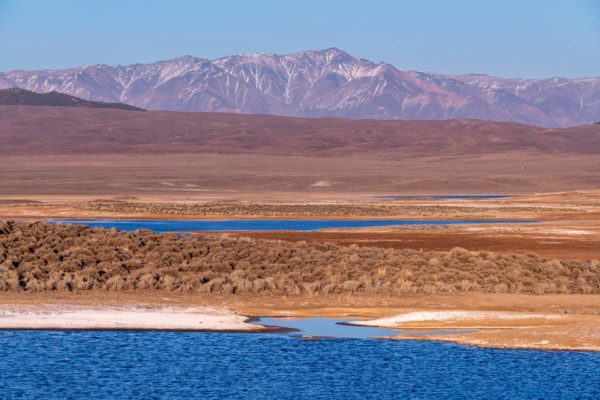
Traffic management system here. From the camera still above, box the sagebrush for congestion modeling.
[0,221,598,295]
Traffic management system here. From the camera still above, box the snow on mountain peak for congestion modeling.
[0,49,598,127]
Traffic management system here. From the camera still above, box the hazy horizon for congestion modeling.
[0,0,598,79]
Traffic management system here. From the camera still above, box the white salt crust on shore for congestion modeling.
[351,311,564,328]
[0,306,264,331]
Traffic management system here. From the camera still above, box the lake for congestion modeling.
[0,330,598,399]
[375,195,510,200]
[53,218,536,232]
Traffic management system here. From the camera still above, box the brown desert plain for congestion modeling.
[1,102,600,351]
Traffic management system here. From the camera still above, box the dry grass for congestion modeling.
[74,199,560,218]
[0,221,598,295]
[0,199,42,205]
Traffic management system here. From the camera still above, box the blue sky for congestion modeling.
[0,0,598,78]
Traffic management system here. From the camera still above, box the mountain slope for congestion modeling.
[1,106,599,157]
[0,88,143,111]
[1,49,598,127]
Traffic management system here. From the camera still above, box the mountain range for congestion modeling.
[1,48,599,127]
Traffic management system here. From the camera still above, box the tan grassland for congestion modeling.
[2,153,600,197]
[2,189,600,261]
[1,212,599,350]
[1,143,600,350]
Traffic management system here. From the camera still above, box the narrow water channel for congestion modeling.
[257,317,475,340]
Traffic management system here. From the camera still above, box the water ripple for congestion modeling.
[0,331,598,399]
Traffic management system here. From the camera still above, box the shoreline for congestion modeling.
[3,190,599,262]
[0,298,598,352]
[381,335,600,353]
[0,305,268,332]
[2,190,600,351]
[349,310,600,352]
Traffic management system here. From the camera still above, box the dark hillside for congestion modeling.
[0,88,143,111]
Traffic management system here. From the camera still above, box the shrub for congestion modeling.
[0,221,598,295]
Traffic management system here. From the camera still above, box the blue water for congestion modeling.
[259,317,404,339]
[375,195,510,200]
[0,330,598,399]
[52,218,536,232]
[258,317,475,339]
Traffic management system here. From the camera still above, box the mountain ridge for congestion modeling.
[1,48,598,127]
[0,88,143,111]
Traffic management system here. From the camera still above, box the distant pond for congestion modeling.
[52,218,536,233]
[374,195,510,199]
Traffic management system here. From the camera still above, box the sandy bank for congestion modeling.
[0,305,265,332]
[350,310,600,352]
[350,310,564,327]
[1,294,599,351]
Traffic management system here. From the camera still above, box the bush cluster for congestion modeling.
[0,221,598,295]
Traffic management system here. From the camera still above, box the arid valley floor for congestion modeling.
[1,186,600,351]
[1,105,600,351]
